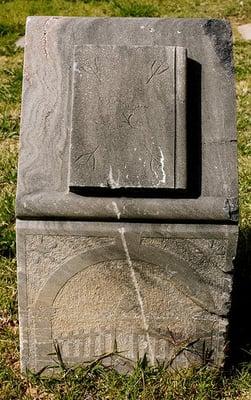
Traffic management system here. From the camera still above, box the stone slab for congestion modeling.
[237,23,251,40]
[69,45,187,190]
[17,220,238,372]
[16,17,238,221]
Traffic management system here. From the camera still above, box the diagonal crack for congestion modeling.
[119,227,154,364]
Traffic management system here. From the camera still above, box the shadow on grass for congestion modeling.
[227,228,251,369]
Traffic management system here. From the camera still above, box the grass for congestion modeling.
[0,0,250,398]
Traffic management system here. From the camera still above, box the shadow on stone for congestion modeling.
[226,228,251,369]
[70,58,202,200]
[186,58,202,198]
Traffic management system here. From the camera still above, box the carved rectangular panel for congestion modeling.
[17,220,238,372]
[69,45,187,191]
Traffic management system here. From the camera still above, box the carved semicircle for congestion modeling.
[33,244,216,343]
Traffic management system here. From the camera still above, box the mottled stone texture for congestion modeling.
[17,221,238,371]
[70,45,187,190]
[16,17,238,221]
[16,18,238,372]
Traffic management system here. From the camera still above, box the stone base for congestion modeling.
[17,220,238,372]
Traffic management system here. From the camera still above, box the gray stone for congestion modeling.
[237,23,251,40]
[70,45,187,190]
[16,17,238,373]
[16,17,238,221]
[17,220,238,371]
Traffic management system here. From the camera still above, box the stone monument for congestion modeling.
[16,17,238,372]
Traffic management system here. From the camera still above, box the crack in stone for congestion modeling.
[119,227,154,364]
[112,201,121,220]
[158,147,166,185]
[42,17,53,58]
[108,166,120,188]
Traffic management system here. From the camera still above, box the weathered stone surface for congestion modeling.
[16,17,238,373]
[16,17,238,221]
[17,220,238,372]
[70,45,187,190]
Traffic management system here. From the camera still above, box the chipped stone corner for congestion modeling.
[223,197,239,222]
[203,19,234,75]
